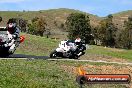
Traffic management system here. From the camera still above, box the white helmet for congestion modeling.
[75,38,81,42]
[75,38,81,45]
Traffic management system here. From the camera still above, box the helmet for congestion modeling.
[75,38,81,45]
[7,18,17,34]
[7,18,16,24]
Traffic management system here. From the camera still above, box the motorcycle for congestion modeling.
[0,31,25,57]
[50,40,86,59]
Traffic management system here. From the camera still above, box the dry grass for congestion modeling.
[59,61,132,88]
[16,33,58,56]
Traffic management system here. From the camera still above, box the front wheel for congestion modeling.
[50,50,57,58]
[0,51,10,57]
[73,54,79,59]
[69,54,79,59]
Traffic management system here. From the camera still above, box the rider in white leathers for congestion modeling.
[5,18,20,54]
[67,37,85,56]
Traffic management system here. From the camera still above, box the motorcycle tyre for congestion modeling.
[50,50,57,58]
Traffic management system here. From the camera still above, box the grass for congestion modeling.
[87,45,132,61]
[16,33,58,56]
[0,59,129,88]
[0,33,131,88]
[16,33,132,61]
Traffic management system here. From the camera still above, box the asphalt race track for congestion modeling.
[0,54,132,65]
[8,54,49,59]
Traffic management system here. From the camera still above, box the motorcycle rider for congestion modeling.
[66,39,77,52]
[75,37,86,56]
[5,18,20,54]
[65,37,82,56]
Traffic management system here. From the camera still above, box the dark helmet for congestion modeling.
[7,18,17,34]
[7,18,16,24]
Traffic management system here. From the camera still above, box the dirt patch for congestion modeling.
[83,64,132,74]
[60,64,132,87]
[60,65,77,74]
[104,47,125,52]
[80,54,129,63]
[60,64,132,75]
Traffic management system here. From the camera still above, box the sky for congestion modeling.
[0,0,132,17]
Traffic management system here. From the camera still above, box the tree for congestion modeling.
[65,13,91,43]
[97,14,117,47]
[36,17,47,36]
[28,17,47,36]
[32,17,39,23]
[96,20,107,46]
[18,18,27,32]
[91,26,100,45]
[27,23,37,35]
[119,16,132,49]
[0,16,2,22]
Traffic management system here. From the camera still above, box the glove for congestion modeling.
[12,34,17,39]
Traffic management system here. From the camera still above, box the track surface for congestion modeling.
[9,54,49,59]
[0,54,131,65]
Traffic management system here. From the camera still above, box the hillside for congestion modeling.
[0,9,132,29]
[0,8,101,39]
[0,8,101,26]
[0,9,132,39]
[112,10,132,29]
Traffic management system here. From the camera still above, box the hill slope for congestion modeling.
[112,10,132,29]
[0,8,102,39]
[0,9,132,28]
[0,9,132,39]
[0,8,101,29]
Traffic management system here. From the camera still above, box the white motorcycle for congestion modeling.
[50,40,79,59]
[0,30,24,57]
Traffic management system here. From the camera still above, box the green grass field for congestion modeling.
[0,33,131,88]
[16,33,58,56]
[16,33,132,61]
[87,45,132,61]
[0,60,130,88]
